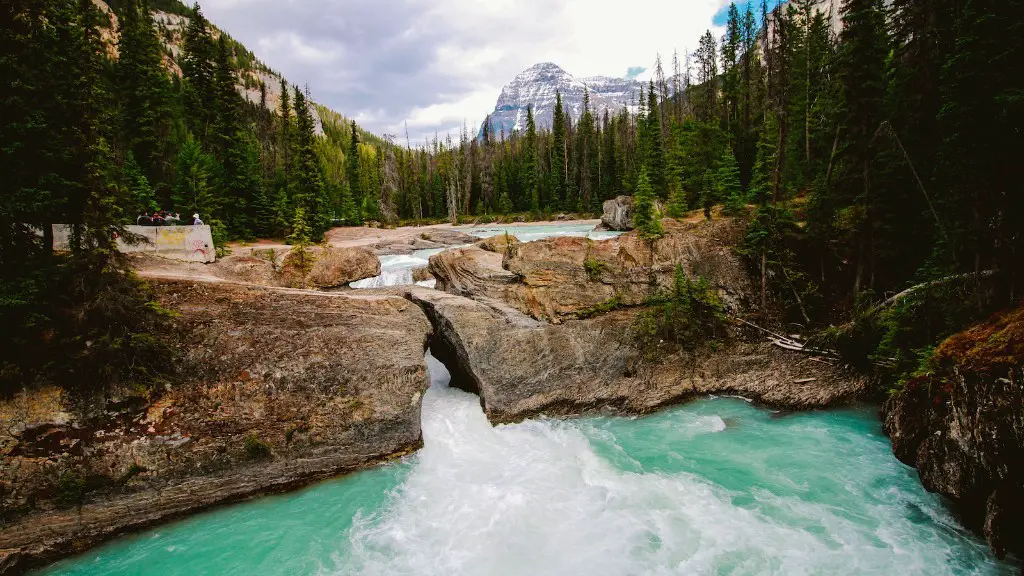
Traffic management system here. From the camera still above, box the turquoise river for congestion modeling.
[38,351,1017,575]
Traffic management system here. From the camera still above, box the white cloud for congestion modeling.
[199,0,732,142]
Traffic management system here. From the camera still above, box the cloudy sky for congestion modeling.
[199,0,736,143]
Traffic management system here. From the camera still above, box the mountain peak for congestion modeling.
[487,63,640,136]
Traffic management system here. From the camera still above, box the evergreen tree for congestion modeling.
[578,90,596,209]
[600,109,617,202]
[181,3,216,141]
[173,135,218,220]
[644,81,667,198]
[837,0,889,294]
[717,148,744,215]
[551,90,567,209]
[125,153,158,217]
[633,167,663,240]
[524,105,539,211]
[116,0,171,188]
[291,86,328,235]
[695,30,719,122]
[346,120,362,223]
[721,2,742,141]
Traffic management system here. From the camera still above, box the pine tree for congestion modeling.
[116,0,171,187]
[173,135,218,220]
[346,120,362,223]
[578,90,596,209]
[695,30,719,122]
[125,153,158,217]
[181,3,216,142]
[721,2,742,142]
[717,148,744,215]
[551,90,567,210]
[645,81,667,198]
[523,105,539,211]
[600,109,617,202]
[291,86,328,235]
[633,167,663,240]
[837,0,889,294]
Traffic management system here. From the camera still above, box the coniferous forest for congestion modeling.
[2,0,1023,396]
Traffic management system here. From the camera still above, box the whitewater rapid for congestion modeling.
[330,353,1012,576]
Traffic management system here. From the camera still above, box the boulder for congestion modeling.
[476,234,520,254]
[401,287,863,424]
[600,195,636,230]
[280,246,380,288]
[0,280,432,572]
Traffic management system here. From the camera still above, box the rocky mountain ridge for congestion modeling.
[92,0,324,133]
[486,62,643,135]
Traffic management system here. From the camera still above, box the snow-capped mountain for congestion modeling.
[487,63,643,135]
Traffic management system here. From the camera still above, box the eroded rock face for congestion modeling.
[884,307,1024,560]
[401,287,863,424]
[281,246,380,288]
[429,218,752,322]
[601,195,636,230]
[0,280,431,572]
[429,245,518,296]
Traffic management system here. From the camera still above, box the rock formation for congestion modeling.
[429,218,751,322]
[402,287,863,423]
[0,280,432,572]
[600,196,636,231]
[884,305,1023,560]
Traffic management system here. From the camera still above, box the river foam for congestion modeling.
[38,352,1016,576]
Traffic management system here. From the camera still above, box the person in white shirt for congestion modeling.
[192,213,203,225]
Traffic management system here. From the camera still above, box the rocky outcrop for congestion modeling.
[0,280,431,573]
[429,218,752,322]
[402,287,864,424]
[429,246,519,296]
[280,246,380,288]
[600,195,636,230]
[884,305,1024,560]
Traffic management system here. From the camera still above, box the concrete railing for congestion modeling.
[51,224,216,263]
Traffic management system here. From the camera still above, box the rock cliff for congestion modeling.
[884,305,1023,560]
[0,280,432,573]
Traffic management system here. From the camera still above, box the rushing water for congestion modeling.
[351,222,621,289]
[40,353,1016,576]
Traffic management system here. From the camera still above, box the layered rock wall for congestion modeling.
[0,281,432,572]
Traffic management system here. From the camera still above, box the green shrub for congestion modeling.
[575,294,623,319]
[117,463,147,485]
[584,257,607,281]
[633,266,726,358]
[243,434,272,460]
[56,470,86,507]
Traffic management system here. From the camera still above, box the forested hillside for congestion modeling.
[2,0,1022,398]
